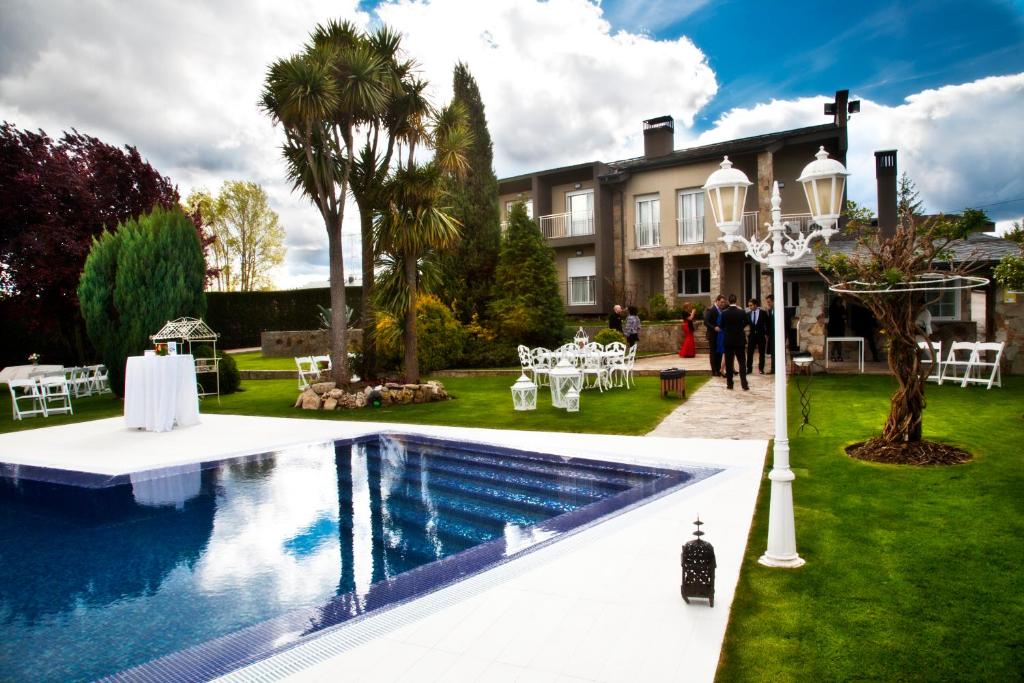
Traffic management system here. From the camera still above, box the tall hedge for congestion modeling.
[78,207,206,396]
[488,202,565,349]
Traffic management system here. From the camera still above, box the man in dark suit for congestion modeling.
[745,297,768,374]
[703,295,726,376]
[764,294,776,374]
[719,294,749,390]
[608,304,624,333]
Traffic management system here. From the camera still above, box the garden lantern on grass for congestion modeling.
[549,358,583,409]
[681,517,716,607]
[565,386,580,413]
[511,373,538,411]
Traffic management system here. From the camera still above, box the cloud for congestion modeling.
[602,0,711,35]
[694,74,1024,223]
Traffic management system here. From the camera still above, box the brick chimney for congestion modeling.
[643,116,674,158]
[875,150,898,237]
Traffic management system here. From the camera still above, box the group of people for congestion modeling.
[827,296,882,363]
[608,304,642,347]
[694,294,776,390]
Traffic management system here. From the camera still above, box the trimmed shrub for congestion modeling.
[594,329,627,347]
[376,295,465,375]
[193,345,241,395]
[460,314,517,368]
[648,293,670,320]
[78,207,206,396]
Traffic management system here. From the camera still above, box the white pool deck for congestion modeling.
[0,415,767,683]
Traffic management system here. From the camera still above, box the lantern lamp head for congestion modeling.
[796,146,849,234]
[511,373,538,411]
[703,156,752,237]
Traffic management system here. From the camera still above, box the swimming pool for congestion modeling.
[0,434,716,681]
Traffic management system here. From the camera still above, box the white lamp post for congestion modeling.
[549,357,583,408]
[703,146,849,568]
[511,373,538,411]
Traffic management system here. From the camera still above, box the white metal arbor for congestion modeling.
[151,317,221,397]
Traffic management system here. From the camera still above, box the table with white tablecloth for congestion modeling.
[0,364,64,384]
[123,354,200,432]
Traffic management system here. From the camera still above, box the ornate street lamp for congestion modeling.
[703,145,849,568]
[511,373,538,411]
[549,357,583,409]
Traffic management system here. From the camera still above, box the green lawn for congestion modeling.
[227,351,296,371]
[717,375,1024,682]
[0,374,706,436]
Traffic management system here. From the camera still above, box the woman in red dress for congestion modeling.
[679,307,697,358]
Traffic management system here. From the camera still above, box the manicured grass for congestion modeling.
[717,375,1024,682]
[0,374,707,436]
[227,351,296,371]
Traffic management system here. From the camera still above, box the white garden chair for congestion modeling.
[916,340,942,383]
[604,341,626,355]
[529,347,553,386]
[580,353,609,392]
[938,341,976,386]
[962,342,1004,389]
[89,364,112,394]
[39,375,73,416]
[295,356,320,389]
[609,343,637,389]
[8,379,47,420]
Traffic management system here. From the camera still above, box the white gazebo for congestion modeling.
[151,317,221,397]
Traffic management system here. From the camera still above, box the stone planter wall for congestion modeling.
[295,380,450,411]
[579,323,709,354]
[262,329,363,357]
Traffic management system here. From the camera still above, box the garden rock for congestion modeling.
[311,382,336,394]
[323,397,338,411]
[295,381,450,411]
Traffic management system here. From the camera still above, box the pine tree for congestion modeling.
[488,202,565,348]
[438,62,501,322]
[78,207,206,395]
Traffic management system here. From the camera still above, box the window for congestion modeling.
[567,255,596,305]
[635,194,660,248]
[783,281,800,308]
[565,191,593,236]
[677,190,704,244]
[676,267,711,295]
[927,280,960,320]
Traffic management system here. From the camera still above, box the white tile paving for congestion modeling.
[0,413,767,683]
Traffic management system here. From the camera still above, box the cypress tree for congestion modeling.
[438,62,501,322]
[488,202,565,348]
[78,207,206,395]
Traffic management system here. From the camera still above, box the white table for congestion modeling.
[825,336,864,373]
[124,354,200,432]
[0,364,64,383]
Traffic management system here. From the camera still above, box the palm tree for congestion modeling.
[375,103,470,382]
[261,20,388,384]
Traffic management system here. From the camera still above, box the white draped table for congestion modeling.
[124,354,200,432]
[0,364,64,383]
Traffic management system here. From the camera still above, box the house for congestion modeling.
[497,90,855,315]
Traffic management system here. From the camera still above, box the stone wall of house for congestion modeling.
[994,292,1024,374]
[262,329,363,357]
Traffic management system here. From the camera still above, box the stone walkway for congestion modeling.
[647,368,776,440]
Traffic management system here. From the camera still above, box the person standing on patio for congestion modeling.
[850,300,881,362]
[678,305,696,358]
[704,295,726,376]
[765,294,776,374]
[608,304,624,333]
[720,294,749,390]
[827,296,847,361]
[745,297,768,374]
[624,306,641,348]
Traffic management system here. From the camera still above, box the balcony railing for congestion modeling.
[540,211,595,239]
[565,276,596,306]
[676,216,705,244]
[781,213,814,233]
[742,211,760,239]
[635,220,660,248]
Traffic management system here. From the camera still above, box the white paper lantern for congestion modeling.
[565,386,580,413]
[549,358,583,408]
[511,373,538,411]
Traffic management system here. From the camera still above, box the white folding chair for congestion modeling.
[65,366,92,397]
[39,375,73,416]
[88,364,112,394]
[962,342,1003,389]
[8,379,47,420]
[939,341,976,386]
[313,354,332,371]
[295,356,320,389]
[917,340,942,383]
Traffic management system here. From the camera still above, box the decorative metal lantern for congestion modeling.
[549,358,583,409]
[574,326,589,348]
[681,517,716,607]
[702,156,752,237]
[511,373,538,411]
[796,146,849,235]
[564,386,580,412]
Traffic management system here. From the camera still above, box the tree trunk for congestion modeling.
[881,325,925,443]
[327,225,350,385]
[403,252,419,383]
[357,200,377,380]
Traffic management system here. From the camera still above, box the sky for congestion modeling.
[1,0,1022,288]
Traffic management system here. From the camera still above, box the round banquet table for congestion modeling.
[123,354,200,432]
[0,365,64,383]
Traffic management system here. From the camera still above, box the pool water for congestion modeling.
[0,434,712,682]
